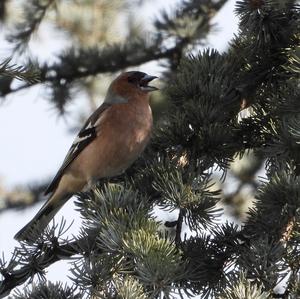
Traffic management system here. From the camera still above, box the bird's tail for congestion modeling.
[14,191,71,241]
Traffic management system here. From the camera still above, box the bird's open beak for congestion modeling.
[140,75,159,92]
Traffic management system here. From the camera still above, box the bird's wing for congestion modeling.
[44,102,111,195]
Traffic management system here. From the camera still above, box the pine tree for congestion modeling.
[0,0,300,298]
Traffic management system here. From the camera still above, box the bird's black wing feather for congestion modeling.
[44,103,111,195]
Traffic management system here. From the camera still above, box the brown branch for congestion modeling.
[0,234,97,298]
[281,217,296,242]
[175,209,184,247]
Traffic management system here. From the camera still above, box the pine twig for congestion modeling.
[0,234,97,298]
[0,46,176,98]
[7,0,56,53]
[0,58,40,84]
[175,209,184,247]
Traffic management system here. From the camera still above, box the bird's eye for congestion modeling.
[127,77,138,84]
[127,71,146,85]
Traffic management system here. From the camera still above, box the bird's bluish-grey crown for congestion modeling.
[127,71,158,92]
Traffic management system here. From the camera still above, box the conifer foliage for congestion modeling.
[0,0,300,298]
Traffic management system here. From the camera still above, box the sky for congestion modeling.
[0,0,238,296]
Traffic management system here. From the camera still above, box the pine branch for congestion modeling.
[219,272,271,299]
[0,0,230,114]
[0,41,175,99]
[156,0,227,41]
[12,281,82,299]
[7,0,56,53]
[0,59,40,84]
[175,209,184,246]
[0,231,98,298]
[0,182,48,214]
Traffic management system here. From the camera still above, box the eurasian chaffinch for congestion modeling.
[14,71,158,241]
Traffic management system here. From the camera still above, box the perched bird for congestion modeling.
[14,71,158,241]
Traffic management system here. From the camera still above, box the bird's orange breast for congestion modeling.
[69,97,152,181]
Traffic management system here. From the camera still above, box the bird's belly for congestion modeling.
[70,121,151,181]
[97,127,150,178]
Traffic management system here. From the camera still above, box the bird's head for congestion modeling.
[105,71,158,104]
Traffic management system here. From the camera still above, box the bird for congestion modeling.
[14,71,158,241]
